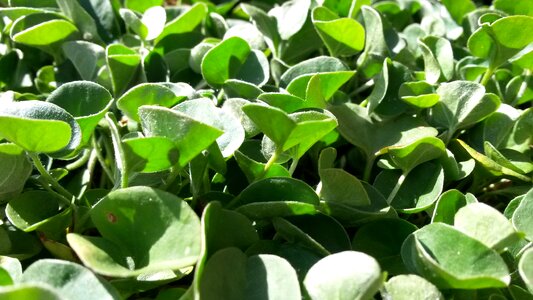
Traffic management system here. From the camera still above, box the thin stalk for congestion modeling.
[28,152,75,206]
[65,149,91,171]
[288,157,299,176]
[105,112,129,189]
[386,171,408,204]
[349,79,375,97]
[260,148,282,179]
[480,67,495,86]
[161,165,182,190]
[91,135,114,183]
[363,156,375,182]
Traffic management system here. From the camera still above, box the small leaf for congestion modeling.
[0,143,31,204]
[418,36,454,84]
[303,251,382,300]
[10,13,78,46]
[519,248,533,294]
[20,259,120,300]
[67,186,202,277]
[352,218,417,275]
[429,81,500,142]
[62,41,105,81]
[139,105,223,168]
[455,202,521,251]
[199,248,301,300]
[270,0,311,40]
[0,101,79,154]
[123,136,179,173]
[383,275,444,300]
[512,188,533,241]
[312,6,365,57]
[431,189,476,225]
[117,83,188,122]
[156,3,207,44]
[47,81,113,147]
[280,56,348,87]
[0,284,63,299]
[402,223,510,289]
[379,136,445,173]
[173,98,245,157]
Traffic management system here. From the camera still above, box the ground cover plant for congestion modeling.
[0,0,531,299]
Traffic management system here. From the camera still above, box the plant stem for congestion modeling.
[105,112,129,189]
[28,152,75,206]
[480,67,495,86]
[386,171,408,204]
[349,79,374,98]
[261,148,281,179]
[65,149,91,171]
[512,69,531,106]
[363,156,375,182]
[288,157,299,176]
[91,135,114,183]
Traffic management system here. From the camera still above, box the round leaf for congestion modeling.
[0,100,79,154]
[67,186,202,277]
[303,251,382,300]
[383,275,444,300]
[47,81,113,146]
[0,143,31,204]
[20,259,120,300]
[401,223,511,289]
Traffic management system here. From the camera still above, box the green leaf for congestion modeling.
[241,4,281,56]
[47,81,113,147]
[429,81,500,142]
[0,100,80,154]
[280,56,348,87]
[418,36,454,84]
[117,83,189,123]
[401,223,510,289]
[201,37,269,88]
[431,189,476,224]
[375,162,444,213]
[236,201,319,220]
[56,0,103,44]
[456,139,531,182]
[383,275,444,300]
[352,218,417,275]
[234,150,290,182]
[455,203,521,251]
[67,186,202,277]
[62,41,105,81]
[287,71,355,104]
[0,284,63,300]
[199,248,301,300]
[173,98,245,157]
[379,136,446,173]
[356,6,389,78]
[318,148,370,207]
[156,3,207,44]
[124,0,163,13]
[519,248,533,294]
[138,105,223,168]
[0,256,22,284]
[123,136,179,173]
[330,102,437,159]
[303,251,382,300]
[10,13,78,46]
[273,214,351,256]
[20,259,120,300]
[399,81,440,108]
[5,191,71,241]
[512,188,533,241]
[312,6,365,57]
[242,103,337,158]
[269,0,311,40]
[106,44,145,97]
[232,177,319,208]
[0,143,31,204]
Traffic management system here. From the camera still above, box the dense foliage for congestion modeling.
[0,0,532,299]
